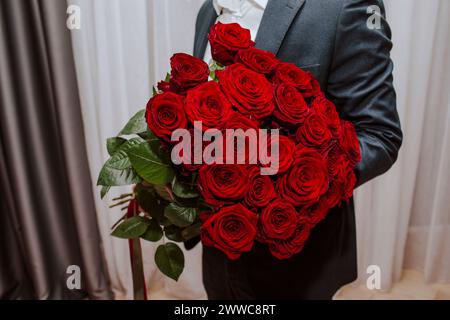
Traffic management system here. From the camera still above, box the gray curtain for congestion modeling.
[0,0,112,299]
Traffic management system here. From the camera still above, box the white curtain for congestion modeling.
[68,0,206,299]
[354,0,450,289]
[69,0,450,298]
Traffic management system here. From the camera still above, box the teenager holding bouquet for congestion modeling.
[187,0,403,299]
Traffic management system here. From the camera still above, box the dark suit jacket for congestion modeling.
[188,0,402,299]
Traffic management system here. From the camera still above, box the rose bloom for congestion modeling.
[224,111,260,131]
[217,63,274,119]
[327,145,349,178]
[312,94,341,138]
[258,198,298,241]
[234,47,279,74]
[244,166,276,208]
[146,92,187,141]
[268,217,311,260]
[340,120,361,166]
[272,63,321,98]
[325,145,357,202]
[169,53,209,94]
[222,112,260,165]
[185,81,233,129]
[262,135,296,175]
[322,179,344,210]
[277,145,329,207]
[157,80,170,93]
[273,84,310,126]
[341,165,357,200]
[298,199,330,225]
[296,110,332,149]
[208,22,255,65]
[197,163,250,208]
[201,204,258,260]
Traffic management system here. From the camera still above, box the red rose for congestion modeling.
[208,22,255,65]
[305,77,321,98]
[197,164,250,208]
[259,198,298,241]
[224,112,260,131]
[222,112,260,165]
[176,128,211,173]
[341,165,357,200]
[277,145,329,206]
[272,63,320,98]
[244,166,276,208]
[234,48,279,74]
[146,92,187,141]
[312,95,341,138]
[340,120,361,166]
[273,84,310,126]
[327,145,350,179]
[201,204,258,260]
[298,199,329,225]
[322,179,343,209]
[326,148,356,202]
[217,63,274,119]
[262,135,295,175]
[157,80,170,93]
[185,81,233,129]
[268,217,311,259]
[296,110,332,148]
[169,53,209,94]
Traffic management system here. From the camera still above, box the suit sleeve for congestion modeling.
[327,0,402,186]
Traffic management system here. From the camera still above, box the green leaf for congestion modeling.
[209,71,218,82]
[146,129,161,148]
[155,243,184,281]
[111,216,149,239]
[152,87,158,97]
[181,222,201,241]
[165,72,171,82]
[141,219,163,242]
[128,142,175,185]
[100,186,110,199]
[159,216,172,227]
[172,176,199,199]
[119,109,147,136]
[164,203,198,228]
[97,138,144,186]
[135,185,165,220]
[154,184,174,202]
[164,225,183,242]
[107,137,127,156]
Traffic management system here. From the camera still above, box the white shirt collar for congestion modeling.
[212,0,268,16]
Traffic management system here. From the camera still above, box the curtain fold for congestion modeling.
[0,0,112,299]
[354,0,450,289]
[68,0,207,299]
[68,0,450,298]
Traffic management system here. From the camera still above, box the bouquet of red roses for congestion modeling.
[98,22,361,282]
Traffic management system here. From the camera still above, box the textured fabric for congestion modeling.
[0,0,112,299]
[192,0,402,299]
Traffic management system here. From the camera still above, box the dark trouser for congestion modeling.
[202,203,358,300]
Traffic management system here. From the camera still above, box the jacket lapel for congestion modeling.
[193,0,217,59]
[255,0,306,55]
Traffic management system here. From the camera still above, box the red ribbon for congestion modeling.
[126,199,148,300]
